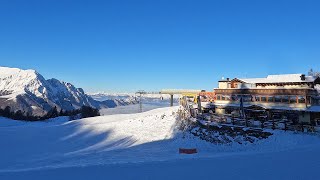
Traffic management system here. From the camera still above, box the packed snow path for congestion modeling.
[2,147,320,180]
[1,106,320,179]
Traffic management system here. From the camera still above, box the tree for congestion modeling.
[0,105,100,121]
[308,69,314,76]
[3,106,12,118]
[59,109,64,116]
[309,68,320,77]
[46,106,59,119]
[25,112,33,121]
[80,106,100,118]
[13,110,24,120]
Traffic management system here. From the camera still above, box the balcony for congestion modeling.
[214,88,318,96]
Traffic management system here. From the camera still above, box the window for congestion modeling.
[240,95,252,102]
[247,95,253,102]
[298,96,306,104]
[267,96,274,102]
[289,96,297,104]
[255,96,261,102]
[217,95,221,100]
[221,95,226,100]
[231,95,238,101]
[308,96,311,104]
[275,96,282,103]
[282,96,289,103]
[261,96,267,102]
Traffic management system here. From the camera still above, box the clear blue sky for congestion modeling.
[0,0,319,92]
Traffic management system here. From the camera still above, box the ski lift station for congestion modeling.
[135,89,204,107]
[160,89,204,106]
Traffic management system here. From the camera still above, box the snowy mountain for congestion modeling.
[0,67,136,116]
[89,92,136,102]
[89,92,180,102]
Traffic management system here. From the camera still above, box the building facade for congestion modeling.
[213,74,320,124]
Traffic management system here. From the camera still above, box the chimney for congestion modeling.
[301,74,306,80]
[226,78,230,81]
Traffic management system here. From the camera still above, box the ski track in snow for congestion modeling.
[1,106,320,178]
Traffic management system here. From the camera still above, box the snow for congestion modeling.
[1,151,320,180]
[306,105,320,112]
[240,74,317,84]
[100,100,179,115]
[0,116,70,128]
[0,66,41,96]
[1,106,320,179]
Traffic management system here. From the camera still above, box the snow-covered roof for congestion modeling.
[238,74,318,84]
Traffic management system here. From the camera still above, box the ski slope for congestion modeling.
[1,106,320,180]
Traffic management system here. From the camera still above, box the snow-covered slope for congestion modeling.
[1,106,320,180]
[0,67,133,115]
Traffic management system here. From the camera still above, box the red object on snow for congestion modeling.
[179,148,198,154]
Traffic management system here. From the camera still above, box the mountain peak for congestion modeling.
[0,67,101,115]
[0,66,137,116]
[0,66,38,78]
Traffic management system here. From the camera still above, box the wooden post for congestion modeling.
[288,96,291,104]
[310,96,312,105]
[197,95,202,114]
[139,94,143,112]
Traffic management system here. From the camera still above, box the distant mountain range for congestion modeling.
[89,92,180,103]
[0,67,137,116]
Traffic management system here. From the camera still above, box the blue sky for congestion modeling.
[0,0,319,92]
